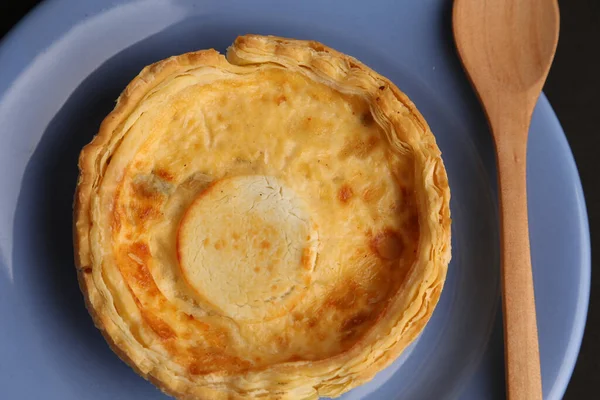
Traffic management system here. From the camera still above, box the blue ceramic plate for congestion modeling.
[0,1,590,399]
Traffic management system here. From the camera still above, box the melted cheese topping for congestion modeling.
[75,35,451,400]
[108,67,418,369]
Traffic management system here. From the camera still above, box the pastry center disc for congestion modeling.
[177,175,318,321]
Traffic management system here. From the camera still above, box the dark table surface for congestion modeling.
[1,0,597,398]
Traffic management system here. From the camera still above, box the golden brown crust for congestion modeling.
[74,35,451,399]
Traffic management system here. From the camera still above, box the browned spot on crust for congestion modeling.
[362,184,386,203]
[115,243,161,308]
[153,168,174,182]
[163,324,231,368]
[187,349,250,375]
[400,186,418,210]
[323,280,361,311]
[202,327,228,349]
[82,267,92,274]
[301,247,313,270]
[214,239,224,250]
[142,309,176,340]
[161,340,179,357]
[360,112,375,126]
[338,184,354,203]
[400,186,409,200]
[367,135,380,148]
[136,204,160,223]
[404,212,420,241]
[130,265,154,289]
[369,229,405,260]
[130,241,151,263]
[260,240,271,249]
[275,335,289,347]
[120,242,161,295]
[128,294,175,341]
[313,281,379,348]
[339,135,380,159]
[389,200,402,212]
[271,284,278,290]
[112,208,122,232]
[340,311,372,340]
[112,191,122,232]
[362,189,375,202]
[276,94,287,104]
[202,238,210,246]
[284,354,305,363]
[180,331,192,340]
[232,232,240,240]
[131,181,159,200]
[254,267,261,273]
[190,319,211,332]
[341,312,370,332]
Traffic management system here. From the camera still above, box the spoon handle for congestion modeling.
[493,112,543,400]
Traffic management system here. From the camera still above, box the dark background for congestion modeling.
[0,0,596,398]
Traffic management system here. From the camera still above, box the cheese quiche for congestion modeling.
[74,34,451,399]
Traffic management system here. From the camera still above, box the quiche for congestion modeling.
[74,34,451,399]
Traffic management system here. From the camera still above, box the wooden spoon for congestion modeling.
[452,1,559,399]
